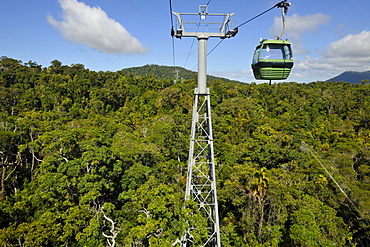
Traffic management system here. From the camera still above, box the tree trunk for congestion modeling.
[0,165,6,200]
[257,196,264,237]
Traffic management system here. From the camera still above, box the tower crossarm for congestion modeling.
[172,11,236,39]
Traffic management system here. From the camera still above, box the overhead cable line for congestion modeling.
[185,37,197,68]
[300,142,363,217]
[186,0,213,69]
[169,0,174,28]
[175,1,290,72]
[202,0,212,12]
[168,0,177,76]
[208,39,224,56]
[214,1,289,48]
[191,39,225,71]
[236,0,289,29]
[191,0,289,70]
[235,5,276,29]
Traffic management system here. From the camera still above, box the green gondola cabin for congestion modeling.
[252,39,293,80]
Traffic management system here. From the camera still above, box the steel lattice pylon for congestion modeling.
[181,88,220,247]
[172,6,237,247]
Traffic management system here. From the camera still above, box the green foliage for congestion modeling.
[120,64,242,84]
[0,56,370,246]
[289,195,350,246]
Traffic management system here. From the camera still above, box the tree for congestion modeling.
[1,58,370,246]
[289,195,351,246]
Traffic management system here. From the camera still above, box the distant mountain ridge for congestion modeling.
[327,71,370,84]
[119,64,242,83]
[121,65,370,84]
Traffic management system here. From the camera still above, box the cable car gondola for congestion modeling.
[251,39,293,80]
[251,0,293,81]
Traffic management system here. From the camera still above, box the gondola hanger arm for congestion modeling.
[276,1,291,40]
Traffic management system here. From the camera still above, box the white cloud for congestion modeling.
[216,17,370,83]
[269,13,331,55]
[324,30,370,58]
[268,13,370,82]
[219,30,370,83]
[269,13,331,41]
[293,31,370,80]
[47,0,150,54]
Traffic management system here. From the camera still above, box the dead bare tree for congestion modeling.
[101,207,120,247]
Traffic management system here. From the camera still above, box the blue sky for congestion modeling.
[1,0,370,83]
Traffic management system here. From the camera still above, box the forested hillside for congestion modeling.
[120,64,241,83]
[327,70,370,84]
[0,56,369,246]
